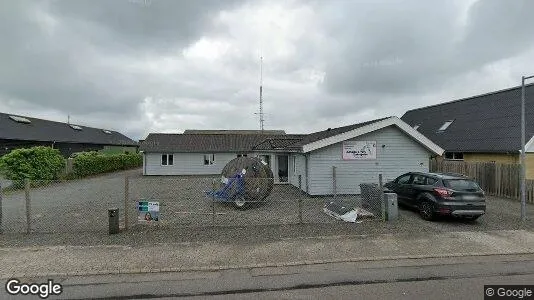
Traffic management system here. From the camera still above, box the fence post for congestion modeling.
[379,174,385,221]
[0,182,3,234]
[298,175,303,224]
[211,179,216,226]
[332,166,337,197]
[24,178,31,234]
[124,176,129,231]
[298,193,303,224]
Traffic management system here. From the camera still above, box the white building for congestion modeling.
[140,116,444,195]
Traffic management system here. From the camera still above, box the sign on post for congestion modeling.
[137,200,160,222]
[342,141,377,160]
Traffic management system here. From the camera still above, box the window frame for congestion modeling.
[203,154,216,166]
[161,154,174,166]
[396,174,412,185]
[444,152,464,161]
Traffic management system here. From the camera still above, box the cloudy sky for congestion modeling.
[1,0,534,140]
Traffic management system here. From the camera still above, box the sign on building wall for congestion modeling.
[138,200,160,222]
[342,141,377,160]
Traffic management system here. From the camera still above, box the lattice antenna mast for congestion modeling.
[259,56,265,132]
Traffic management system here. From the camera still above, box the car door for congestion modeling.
[405,174,426,206]
[392,173,413,205]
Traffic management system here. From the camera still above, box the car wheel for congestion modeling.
[419,201,435,221]
[233,196,249,210]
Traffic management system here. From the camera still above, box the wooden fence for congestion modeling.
[429,160,534,203]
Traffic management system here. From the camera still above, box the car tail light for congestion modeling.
[434,188,453,199]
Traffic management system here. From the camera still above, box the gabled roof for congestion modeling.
[401,83,534,153]
[140,117,444,155]
[0,112,137,146]
[183,129,286,135]
[301,116,444,155]
[140,133,299,153]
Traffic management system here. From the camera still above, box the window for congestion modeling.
[443,179,481,191]
[236,154,248,157]
[161,154,173,166]
[69,124,83,130]
[9,115,31,124]
[396,174,412,184]
[438,120,454,131]
[102,129,112,134]
[204,154,215,165]
[444,152,464,160]
[426,177,438,185]
[412,175,426,185]
[259,155,271,167]
[413,124,420,130]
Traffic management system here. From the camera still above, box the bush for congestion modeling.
[72,152,142,177]
[0,146,65,185]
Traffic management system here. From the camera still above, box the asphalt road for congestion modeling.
[3,254,533,299]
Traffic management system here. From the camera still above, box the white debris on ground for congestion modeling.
[323,201,375,223]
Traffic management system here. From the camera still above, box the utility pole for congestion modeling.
[520,75,534,221]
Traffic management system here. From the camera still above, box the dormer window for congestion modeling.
[438,120,454,132]
[413,124,420,130]
[103,130,112,134]
[69,124,83,130]
[9,115,31,124]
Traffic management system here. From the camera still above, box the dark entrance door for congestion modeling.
[277,155,289,183]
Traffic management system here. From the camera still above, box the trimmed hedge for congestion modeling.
[0,146,65,183]
[72,152,142,177]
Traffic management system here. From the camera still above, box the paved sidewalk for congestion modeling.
[1,229,533,279]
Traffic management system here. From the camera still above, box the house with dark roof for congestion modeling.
[0,112,138,157]
[401,83,534,179]
[140,116,444,195]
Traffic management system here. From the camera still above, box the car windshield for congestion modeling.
[443,179,480,191]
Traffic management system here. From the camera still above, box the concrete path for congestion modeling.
[1,229,533,279]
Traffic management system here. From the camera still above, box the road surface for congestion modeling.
[2,254,533,299]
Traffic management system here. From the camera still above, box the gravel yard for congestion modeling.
[1,170,533,239]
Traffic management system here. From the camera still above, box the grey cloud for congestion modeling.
[320,0,534,97]
[0,0,247,139]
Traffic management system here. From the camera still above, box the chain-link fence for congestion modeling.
[0,174,391,234]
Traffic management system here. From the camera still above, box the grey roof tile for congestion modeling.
[401,83,534,153]
[0,112,137,146]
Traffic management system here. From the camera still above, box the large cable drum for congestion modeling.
[221,156,274,208]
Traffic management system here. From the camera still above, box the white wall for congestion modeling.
[307,126,431,195]
[144,152,237,175]
[289,153,307,192]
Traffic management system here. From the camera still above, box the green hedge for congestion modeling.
[0,146,65,184]
[72,152,142,177]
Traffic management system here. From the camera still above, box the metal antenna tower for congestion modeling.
[258,56,265,132]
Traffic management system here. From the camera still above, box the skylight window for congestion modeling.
[102,129,112,134]
[69,124,83,130]
[413,124,420,130]
[438,120,454,131]
[9,115,31,124]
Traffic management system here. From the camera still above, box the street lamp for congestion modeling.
[520,75,534,221]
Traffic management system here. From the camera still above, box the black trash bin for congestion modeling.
[108,208,119,234]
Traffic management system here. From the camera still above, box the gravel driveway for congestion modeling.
[1,171,532,237]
